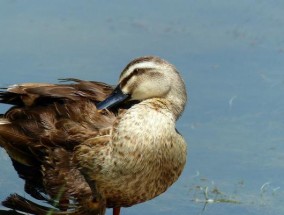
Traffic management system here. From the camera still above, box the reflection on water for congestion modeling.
[1,0,284,215]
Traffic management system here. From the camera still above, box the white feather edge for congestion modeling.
[0,119,10,125]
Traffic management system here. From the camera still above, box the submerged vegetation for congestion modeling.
[188,172,282,214]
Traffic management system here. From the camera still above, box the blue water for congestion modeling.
[1,1,284,214]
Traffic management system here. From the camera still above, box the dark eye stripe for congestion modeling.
[120,68,146,88]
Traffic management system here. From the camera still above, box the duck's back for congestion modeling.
[0,79,116,214]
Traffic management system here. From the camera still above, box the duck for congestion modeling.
[0,56,187,215]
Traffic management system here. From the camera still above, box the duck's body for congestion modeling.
[80,98,186,208]
[0,56,187,215]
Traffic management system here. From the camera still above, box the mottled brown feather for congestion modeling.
[0,79,116,214]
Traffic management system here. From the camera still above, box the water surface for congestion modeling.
[1,1,284,215]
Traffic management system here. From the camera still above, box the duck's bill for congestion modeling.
[96,86,130,110]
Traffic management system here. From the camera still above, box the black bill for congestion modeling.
[96,85,129,110]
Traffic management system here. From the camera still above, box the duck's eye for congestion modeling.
[133,68,140,74]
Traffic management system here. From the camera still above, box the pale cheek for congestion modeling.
[131,88,150,100]
[132,84,170,100]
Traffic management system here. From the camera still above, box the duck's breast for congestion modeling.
[96,100,187,207]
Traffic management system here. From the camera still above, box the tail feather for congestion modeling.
[2,194,105,215]
[2,194,76,215]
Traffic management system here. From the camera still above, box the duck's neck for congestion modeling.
[167,86,187,121]
[114,98,176,144]
[111,99,177,169]
[165,72,187,120]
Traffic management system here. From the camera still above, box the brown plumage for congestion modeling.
[0,56,187,215]
[1,79,114,215]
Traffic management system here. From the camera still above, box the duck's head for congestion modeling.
[97,56,187,119]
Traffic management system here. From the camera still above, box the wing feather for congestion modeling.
[0,79,115,214]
